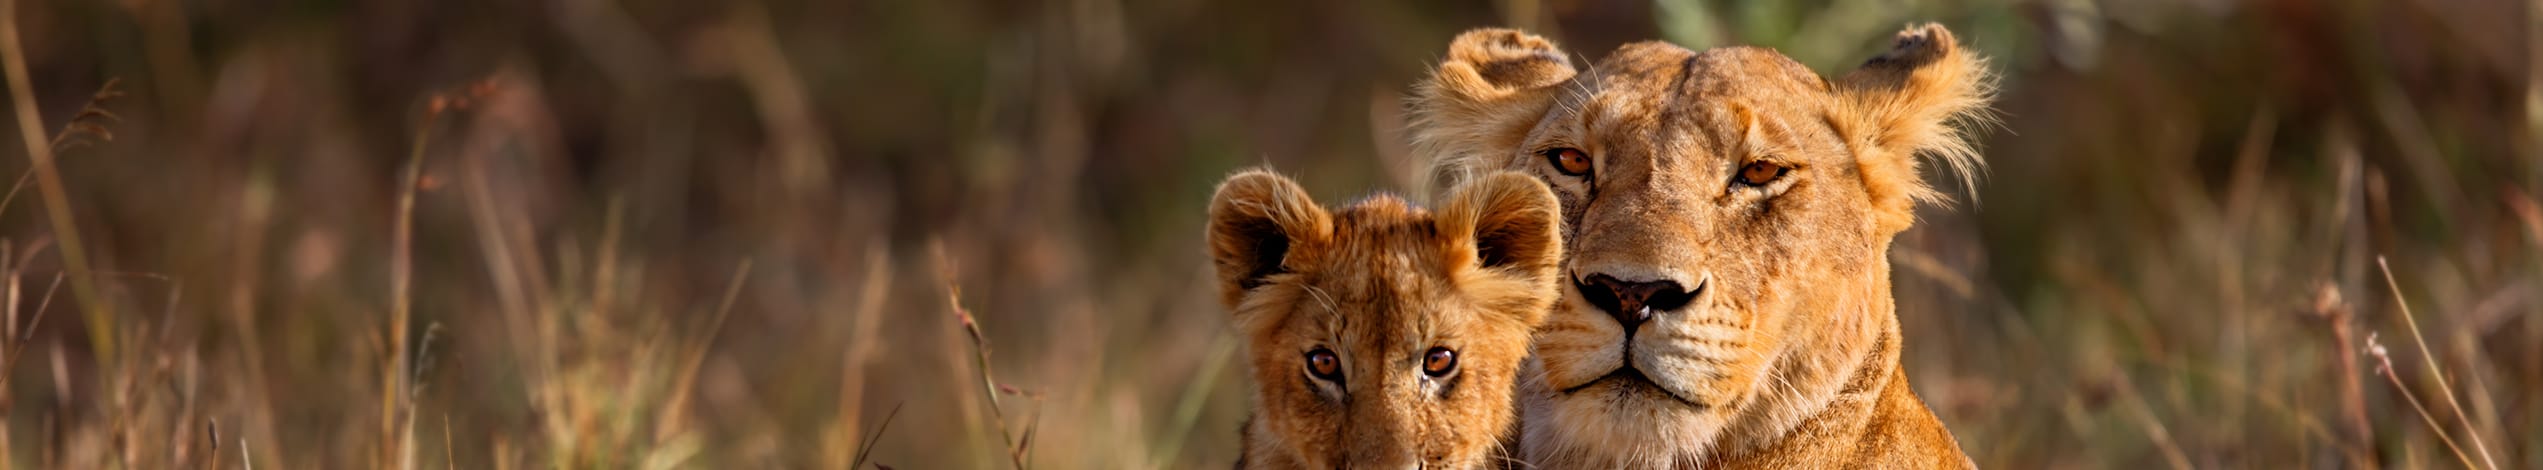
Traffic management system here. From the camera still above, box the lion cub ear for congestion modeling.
[1207,169,1333,311]
[1832,23,1996,235]
[1436,171,1564,326]
[1411,29,1578,191]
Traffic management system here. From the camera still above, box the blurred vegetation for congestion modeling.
[0,0,2532,468]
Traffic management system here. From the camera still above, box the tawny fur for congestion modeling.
[1409,24,1992,468]
[1207,169,1566,469]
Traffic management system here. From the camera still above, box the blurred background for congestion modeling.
[0,0,2534,467]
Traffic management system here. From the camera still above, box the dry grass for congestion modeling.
[940,245,1042,470]
[2307,282,2378,465]
[2372,257,2502,470]
[823,241,892,468]
[0,0,110,380]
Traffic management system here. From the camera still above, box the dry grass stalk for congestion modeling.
[202,419,218,470]
[451,76,551,395]
[824,242,891,467]
[441,414,454,469]
[655,259,752,443]
[0,242,19,467]
[847,403,903,470]
[0,0,116,367]
[381,84,446,470]
[2109,373,2192,470]
[0,78,118,221]
[2373,257,2500,469]
[2305,283,2377,466]
[2366,333,2475,468]
[0,242,13,469]
[41,341,59,468]
[218,171,277,470]
[0,235,60,470]
[937,247,1036,470]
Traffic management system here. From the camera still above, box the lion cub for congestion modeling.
[1207,169,1563,469]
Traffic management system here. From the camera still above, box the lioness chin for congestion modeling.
[1411,23,1992,468]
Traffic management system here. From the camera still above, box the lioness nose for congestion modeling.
[1578,274,1693,332]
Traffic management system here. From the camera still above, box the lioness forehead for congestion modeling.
[1591,43,1825,99]
[1567,44,1829,142]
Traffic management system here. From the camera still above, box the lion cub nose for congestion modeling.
[1578,274,1693,332]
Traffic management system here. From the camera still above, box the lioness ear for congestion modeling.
[1207,169,1333,311]
[1437,171,1563,326]
[1832,23,1996,235]
[1411,29,1578,194]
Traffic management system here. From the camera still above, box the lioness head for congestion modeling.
[1207,169,1564,469]
[1411,25,1992,465]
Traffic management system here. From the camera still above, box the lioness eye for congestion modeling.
[1737,161,1789,186]
[1421,347,1457,376]
[1306,348,1342,381]
[1542,148,1592,177]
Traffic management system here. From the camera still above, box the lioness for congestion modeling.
[1410,24,1991,467]
[1208,169,1566,469]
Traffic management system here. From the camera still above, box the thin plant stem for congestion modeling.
[2367,334,2477,469]
[939,250,1028,470]
[0,0,113,367]
[848,403,903,470]
[2377,257,2500,469]
[384,96,438,470]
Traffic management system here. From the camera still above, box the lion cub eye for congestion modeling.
[1736,161,1790,186]
[1542,148,1592,177]
[1421,347,1457,377]
[1305,348,1342,381]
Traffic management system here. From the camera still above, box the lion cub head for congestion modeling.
[1411,25,1992,465]
[1207,169,1564,469]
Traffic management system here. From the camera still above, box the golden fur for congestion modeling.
[1409,24,1993,468]
[1207,169,1566,469]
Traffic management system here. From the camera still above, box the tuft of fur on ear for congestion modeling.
[1410,28,1579,195]
[1207,169,1333,311]
[1435,171,1564,327]
[1833,23,1998,235]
